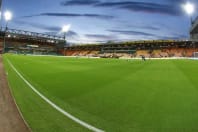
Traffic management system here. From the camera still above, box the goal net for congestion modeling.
[193,52,198,58]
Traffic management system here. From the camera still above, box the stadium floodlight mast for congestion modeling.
[4,10,12,28]
[62,24,71,55]
[62,24,71,40]
[183,2,195,24]
[3,10,13,53]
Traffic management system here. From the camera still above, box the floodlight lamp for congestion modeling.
[4,11,12,21]
[183,2,195,15]
[62,24,71,33]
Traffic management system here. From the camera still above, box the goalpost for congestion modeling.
[193,52,198,58]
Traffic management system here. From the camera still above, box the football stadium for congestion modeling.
[1,0,198,132]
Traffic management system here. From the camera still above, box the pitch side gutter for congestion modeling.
[7,59,104,132]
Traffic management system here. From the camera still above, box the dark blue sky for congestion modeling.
[2,0,198,43]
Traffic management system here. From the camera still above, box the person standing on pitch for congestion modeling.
[141,55,146,61]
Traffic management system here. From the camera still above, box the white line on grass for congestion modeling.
[7,59,104,132]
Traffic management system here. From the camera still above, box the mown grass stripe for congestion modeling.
[7,59,104,132]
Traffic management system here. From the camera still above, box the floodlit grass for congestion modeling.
[3,54,198,132]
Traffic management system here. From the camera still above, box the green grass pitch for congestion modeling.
[3,54,198,132]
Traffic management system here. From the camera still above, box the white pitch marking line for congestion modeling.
[7,59,104,132]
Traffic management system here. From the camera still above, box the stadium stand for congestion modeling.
[0,28,65,55]
[64,41,198,58]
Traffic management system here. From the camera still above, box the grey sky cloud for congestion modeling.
[108,29,188,40]
[61,0,100,6]
[61,0,183,16]
[158,35,188,40]
[66,31,79,40]
[127,25,161,31]
[21,13,114,19]
[108,29,158,37]
[85,34,118,40]
[13,20,61,32]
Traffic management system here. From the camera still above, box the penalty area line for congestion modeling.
[7,59,104,132]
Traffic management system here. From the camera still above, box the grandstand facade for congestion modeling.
[63,40,198,58]
[0,28,65,55]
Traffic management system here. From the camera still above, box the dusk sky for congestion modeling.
[2,0,198,43]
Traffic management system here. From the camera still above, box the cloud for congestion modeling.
[115,20,162,31]
[85,34,117,41]
[108,29,158,37]
[166,33,188,39]
[118,3,181,16]
[167,0,185,4]
[61,0,100,6]
[13,20,62,32]
[95,1,182,16]
[107,29,188,40]
[138,25,160,31]
[126,24,161,31]
[61,0,183,16]
[66,31,79,39]
[158,35,188,40]
[22,12,114,19]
